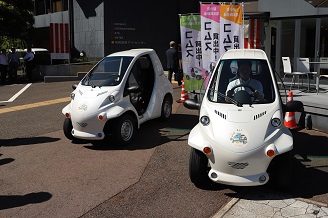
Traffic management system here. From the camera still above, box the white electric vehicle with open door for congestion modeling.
[62,49,173,146]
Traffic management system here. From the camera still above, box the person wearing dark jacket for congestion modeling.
[166,41,182,86]
[24,48,35,81]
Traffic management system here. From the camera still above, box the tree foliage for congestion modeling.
[0,0,34,41]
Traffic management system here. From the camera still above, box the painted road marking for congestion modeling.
[0,97,71,115]
[0,83,32,103]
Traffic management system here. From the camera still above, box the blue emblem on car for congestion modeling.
[230,132,248,144]
[78,104,88,111]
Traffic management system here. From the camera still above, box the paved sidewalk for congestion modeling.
[213,187,328,218]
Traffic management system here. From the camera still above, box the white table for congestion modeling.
[308,61,328,94]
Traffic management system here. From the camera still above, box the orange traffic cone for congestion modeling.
[284,91,297,129]
[176,78,188,103]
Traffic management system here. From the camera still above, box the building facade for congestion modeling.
[31,0,328,72]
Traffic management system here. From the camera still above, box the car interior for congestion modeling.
[208,59,276,104]
[126,55,155,115]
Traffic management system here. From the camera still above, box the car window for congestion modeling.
[127,64,140,87]
[207,59,275,104]
[81,56,133,87]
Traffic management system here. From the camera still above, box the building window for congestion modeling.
[34,0,68,15]
[52,0,62,12]
[35,0,46,15]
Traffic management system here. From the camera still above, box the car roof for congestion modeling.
[106,48,154,57]
[221,49,268,60]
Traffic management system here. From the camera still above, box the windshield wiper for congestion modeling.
[209,88,243,107]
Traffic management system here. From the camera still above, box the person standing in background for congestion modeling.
[0,49,9,84]
[166,41,181,86]
[24,48,35,81]
[7,48,20,82]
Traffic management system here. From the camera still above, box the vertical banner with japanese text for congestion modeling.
[200,3,220,78]
[179,14,203,91]
[219,4,243,57]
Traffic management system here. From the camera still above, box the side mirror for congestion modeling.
[72,84,78,90]
[127,85,141,93]
[283,100,304,112]
[183,99,201,110]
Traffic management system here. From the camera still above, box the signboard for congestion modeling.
[219,4,244,56]
[200,3,220,78]
[179,14,203,91]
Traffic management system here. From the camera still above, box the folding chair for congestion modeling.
[318,57,328,94]
[296,57,317,92]
[281,57,310,91]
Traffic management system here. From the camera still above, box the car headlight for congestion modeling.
[70,93,75,100]
[271,118,281,127]
[108,95,115,103]
[200,116,210,126]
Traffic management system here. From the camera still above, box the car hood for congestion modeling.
[199,102,284,153]
[70,85,120,115]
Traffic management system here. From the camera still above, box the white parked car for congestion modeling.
[184,49,303,188]
[62,49,173,145]
[186,67,203,80]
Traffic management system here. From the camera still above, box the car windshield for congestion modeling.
[81,56,133,87]
[207,59,275,105]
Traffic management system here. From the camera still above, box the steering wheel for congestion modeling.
[228,84,256,102]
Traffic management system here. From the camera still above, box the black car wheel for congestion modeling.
[63,118,75,140]
[189,148,210,188]
[268,151,292,190]
[161,96,172,120]
[114,114,136,146]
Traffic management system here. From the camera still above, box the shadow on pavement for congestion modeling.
[232,129,328,205]
[289,130,328,203]
[0,192,52,210]
[0,158,15,166]
[0,137,60,147]
[83,113,199,151]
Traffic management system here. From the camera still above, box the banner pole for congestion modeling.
[242,2,245,49]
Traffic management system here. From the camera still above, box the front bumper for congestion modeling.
[208,169,269,186]
[71,128,105,140]
[188,124,293,186]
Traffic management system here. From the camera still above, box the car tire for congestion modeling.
[269,151,291,190]
[186,75,190,80]
[63,118,75,140]
[196,75,202,80]
[161,95,172,120]
[114,113,136,146]
[189,148,210,188]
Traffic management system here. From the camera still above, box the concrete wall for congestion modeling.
[259,0,328,18]
[34,11,69,28]
[73,1,104,59]
[39,62,95,77]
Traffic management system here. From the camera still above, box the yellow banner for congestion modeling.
[220,4,242,25]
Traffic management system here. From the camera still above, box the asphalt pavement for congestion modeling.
[175,80,328,218]
[0,80,327,218]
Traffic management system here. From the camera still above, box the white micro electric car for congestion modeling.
[184,49,303,188]
[186,67,203,80]
[62,49,173,145]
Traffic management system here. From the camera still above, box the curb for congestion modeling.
[211,189,249,218]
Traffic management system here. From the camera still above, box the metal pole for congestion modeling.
[69,0,75,58]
